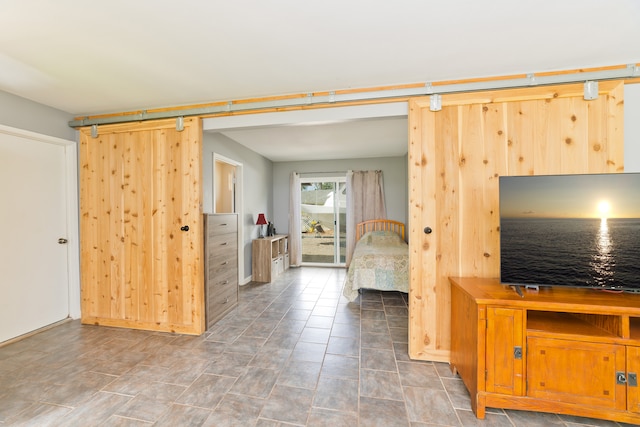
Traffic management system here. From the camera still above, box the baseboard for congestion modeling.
[0,317,72,348]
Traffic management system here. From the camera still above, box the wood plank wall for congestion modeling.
[408,82,625,362]
[79,118,204,334]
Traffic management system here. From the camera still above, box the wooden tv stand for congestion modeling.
[450,277,640,424]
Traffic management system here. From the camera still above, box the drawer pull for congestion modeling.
[220,242,228,246]
[222,297,229,304]
[220,280,229,285]
[221,261,228,265]
[219,223,227,226]
[514,346,523,360]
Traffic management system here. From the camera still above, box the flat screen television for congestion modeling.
[499,172,640,292]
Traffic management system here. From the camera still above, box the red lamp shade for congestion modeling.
[256,213,267,225]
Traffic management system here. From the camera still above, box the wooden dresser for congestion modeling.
[204,214,238,329]
[252,235,289,283]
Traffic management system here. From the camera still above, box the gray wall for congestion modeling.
[625,84,640,172]
[202,132,273,281]
[0,90,74,140]
[272,156,409,237]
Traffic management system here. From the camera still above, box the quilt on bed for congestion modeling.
[342,230,409,302]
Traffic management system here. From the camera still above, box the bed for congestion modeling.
[342,219,409,302]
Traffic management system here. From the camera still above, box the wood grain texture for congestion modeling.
[356,219,405,240]
[79,118,204,334]
[252,235,289,283]
[408,82,625,362]
[627,347,640,413]
[527,337,626,410]
[204,213,238,329]
[449,283,483,416]
[451,277,640,424]
[486,307,524,396]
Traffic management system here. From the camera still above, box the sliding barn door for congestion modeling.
[408,82,624,361]
[79,118,204,334]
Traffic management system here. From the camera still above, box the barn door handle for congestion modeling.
[180,225,190,232]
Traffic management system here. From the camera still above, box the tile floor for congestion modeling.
[0,267,634,426]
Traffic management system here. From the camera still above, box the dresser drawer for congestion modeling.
[206,214,237,235]
[208,233,237,260]
[207,266,238,289]
[204,213,239,329]
[207,285,238,320]
[207,253,237,278]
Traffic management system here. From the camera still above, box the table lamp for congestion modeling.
[256,213,267,238]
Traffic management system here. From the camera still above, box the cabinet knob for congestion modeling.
[180,225,189,232]
[424,226,432,234]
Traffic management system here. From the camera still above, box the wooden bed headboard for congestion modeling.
[356,219,405,241]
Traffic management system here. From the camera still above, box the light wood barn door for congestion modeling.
[79,118,204,334]
[408,82,624,361]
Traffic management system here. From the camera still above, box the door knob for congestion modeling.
[424,227,432,234]
[180,225,189,232]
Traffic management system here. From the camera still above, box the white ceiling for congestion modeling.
[218,117,409,162]
[203,103,409,162]
[1,0,638,161]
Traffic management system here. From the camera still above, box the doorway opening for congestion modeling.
[214,158,236,214]
[300,177,346,266]
[213,153,245,283]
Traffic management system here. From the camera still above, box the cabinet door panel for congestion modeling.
[627,346,640,413]
[527,337,626,410]
[486,307,524,395]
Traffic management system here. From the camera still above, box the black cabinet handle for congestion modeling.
[424,226,432,234]
[181,225,189,232]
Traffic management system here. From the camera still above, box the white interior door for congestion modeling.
[0,126,73,343]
